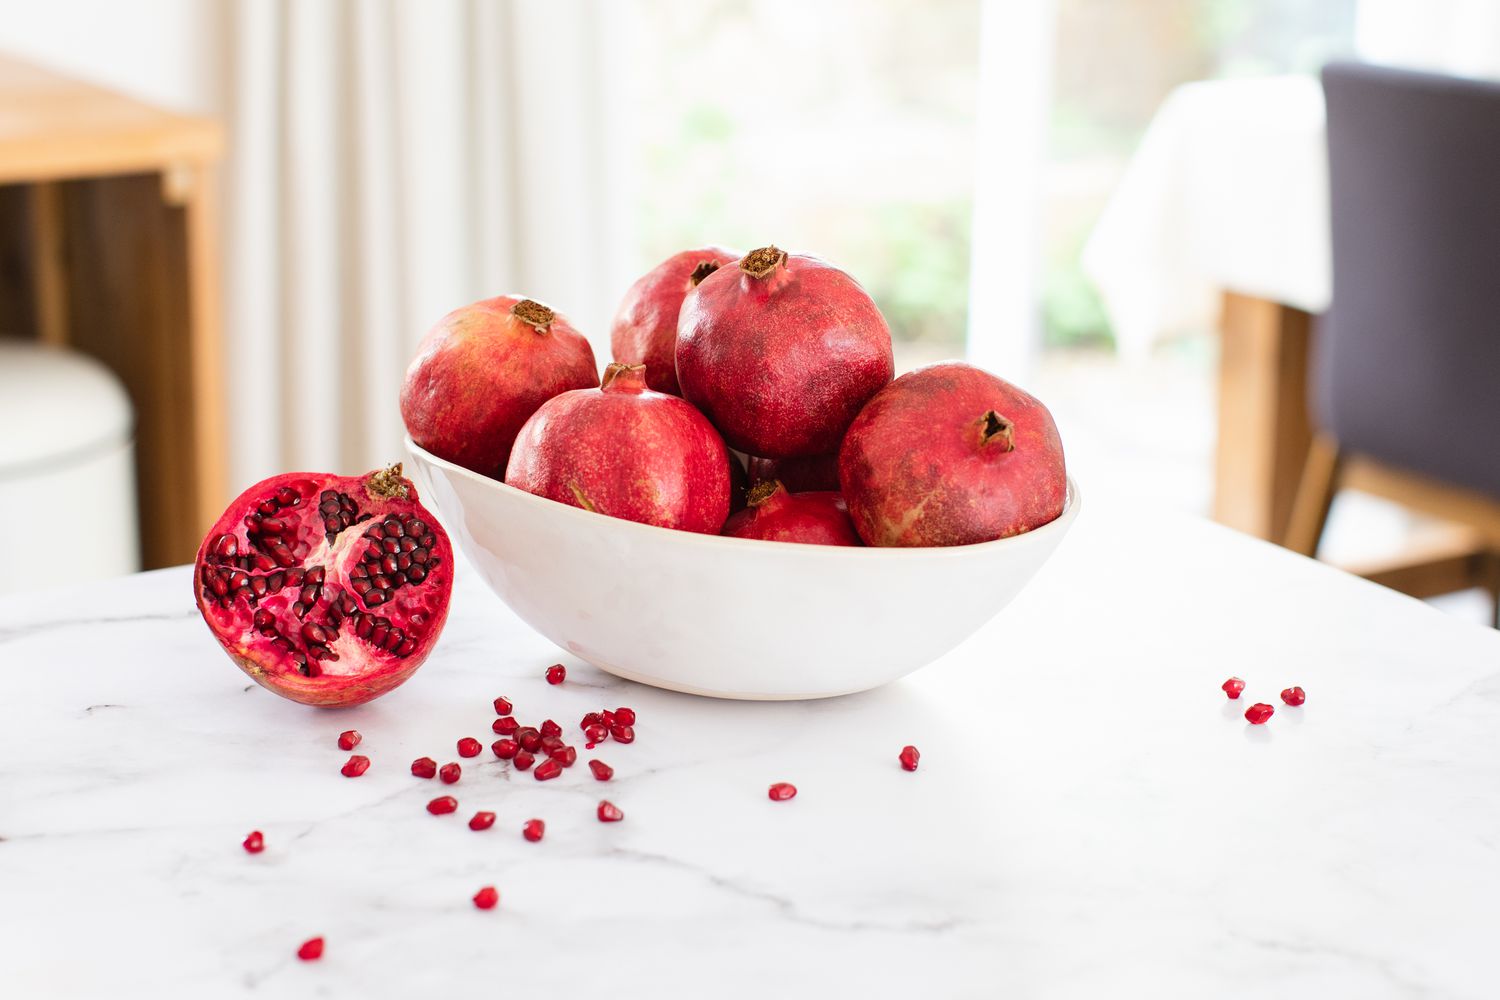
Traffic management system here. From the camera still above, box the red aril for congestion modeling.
[472,886,499,910]
[839,363,1066,546]
[468,811,496,831]
[493,716,519,735]
[899,745,920,772]
[589,760,613,781]
[456,737,482,759]
[611,245,740,395]
[243,830,265,854]
[401,295,598,477]
[677,246,894,458]
[411,756,438,779]
[491,738,519,760]
[337,730,361,750]
[584,723,609,744]
[610,724,635,744]
[513,750,535,771]
[597,800,624,822]
[427,796,458,815]
[1281,686,1306,706]
[439,762,461,784]
[540,719,562,738]
[193,465,453,707]
[613,707,636,726]
[506,363,731,533]
[340,755,370,777]
[1245,703,1275,725]
[297,937,324,961]
[721,480,862,547]
[522,819,545,842]
[534,759,562,781]
[516,727,542,753]
[545,664,567,685]
[548,744,577,766]
[748,453,840,493]
[768,782,797,801]
[493,696,513,715]
[1222,677,1246,700]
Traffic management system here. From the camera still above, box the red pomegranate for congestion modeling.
[676,246,894,458]
[401,296,598,477]
[611,246,739,395]
[505,363,731,533]
[194,465,453,706]
[839,362,1066,546]
[747,453,840,493]
[721,481,862,547]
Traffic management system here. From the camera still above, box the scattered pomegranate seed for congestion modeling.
[581,712,603,729]
[1245,703,1275,725]
[545,663,566,685]
[899,745,920,772]
[456,737,482,758]
[610,724,635,744]
[411,756,438,779]
[493,716,519,735]
[768,782,797,801]
[341,755,371,778]
[522,818,545,842]
[614,707,636,726]
[588,760,613,781]
[427,795,458,815]
[492,738,519,760]
[597,800,624,822]
[513,750,535,771]
[517,727,543,753]
[550,745,577,766]
[540,719,562,738]
[1222,677,1246,700]
[473,886,499,910]
[493,696,513,715]
[297,937,324,961]
[534,759,562,781]
[1281,686,1306,707]
[584,723,609,743]
[337,729,362,751]
[585,742,597,750]
[468,811,496,831]
[243,830,265,854]
[440,762,461,784]
[600,710,617,728]
[540,734,564,755]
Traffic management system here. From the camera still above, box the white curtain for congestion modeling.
[225,0,635,488]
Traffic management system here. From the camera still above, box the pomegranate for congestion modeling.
[401,295,599,477]
[193,465,453,707]
[676,246,894,458]
[839,363,1066,546]
[611,245,739,395]
[505,363,731,533]
[747,453,840,493]
[721,481,862,547]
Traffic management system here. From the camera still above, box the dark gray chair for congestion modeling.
[1287,61,1500,620]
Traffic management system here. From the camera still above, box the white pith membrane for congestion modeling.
[196,474,446,680]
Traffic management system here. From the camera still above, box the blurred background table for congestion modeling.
[0,54,224,568]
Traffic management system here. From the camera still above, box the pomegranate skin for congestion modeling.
[611,246,740,395]
[505,363,731,533]
[722,481,862,547]
[839,362,1066,546]
[401,295,599,478]
[193,465,453,707]
[676,246,894,458]
[747,453,840,493]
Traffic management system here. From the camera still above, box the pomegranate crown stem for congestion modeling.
[738,245,787,279]
[601,362,648,391]
[366,463,410,499]
[980,411,1015,453]
[510,298,555,333]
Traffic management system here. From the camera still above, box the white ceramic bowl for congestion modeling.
[405,438,1080,700]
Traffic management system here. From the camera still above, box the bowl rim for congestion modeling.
[405,435,1081,560]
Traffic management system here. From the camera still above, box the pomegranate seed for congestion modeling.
[540,719,562,738]
[550,745,577,766]
[768,782,797,801]
[1222,677,1246,700]
[243,830,265,853]
[534,759,562,781]
[1281,686,1306,706]
[472,885,499,910]
[337,729,362,750]
[584,723,609,743]
[610,724,635,744]
[411,756,438,779]
[580,712,603,729]
[513,750,535,771]
[540,734,564,754]
[614,706,636,726]
[522,818,545,842]
[545,663,566,685]
[440,762,461,784]
[493,696,513,715]
[493,716,519,735]
[899,745,920,772]
[341,755,371,777]
[517,727,542,753]
[597,800,624,822]
[588,759,613,781]
[468,811,496,831]
[492,738,519,759]
[600,710,617,728]
[427,795,458,815]
[297,937,324,961]
[1245,702,1275,725]
[456,737,482,758]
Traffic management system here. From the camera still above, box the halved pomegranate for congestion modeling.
[193,464,453,707]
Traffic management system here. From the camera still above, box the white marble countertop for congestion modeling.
[3,507,1498,998]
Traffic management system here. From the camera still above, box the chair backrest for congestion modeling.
[1317,61,1500,499]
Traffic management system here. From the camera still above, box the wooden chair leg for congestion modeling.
[1284,433,1343,557]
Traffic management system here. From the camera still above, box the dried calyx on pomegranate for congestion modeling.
[193,464,453,707]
